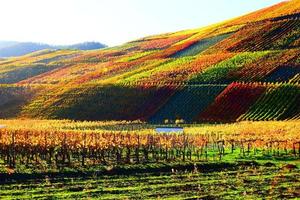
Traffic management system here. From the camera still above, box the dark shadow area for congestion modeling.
[0,65,59,84]
[0,86,36,118]
[149,85,226,123]
[264,65,300,82]
[42,84,177,121]
[0,161,259,183]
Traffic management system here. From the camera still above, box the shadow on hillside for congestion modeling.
[0,86,35,118]
[45,84,176,121]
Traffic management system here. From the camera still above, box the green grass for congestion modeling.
[0,164,299,199]
[0,146,299,199]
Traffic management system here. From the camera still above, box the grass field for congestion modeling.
[0,163,299,199]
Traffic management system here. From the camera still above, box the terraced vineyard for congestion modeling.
[0,4,298,122]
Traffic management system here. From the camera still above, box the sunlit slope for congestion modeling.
[0,0,299,122]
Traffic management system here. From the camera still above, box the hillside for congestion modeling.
[0,42,107,58]
[0,0,299,123]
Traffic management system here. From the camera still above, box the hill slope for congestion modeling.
[1,0,300,123]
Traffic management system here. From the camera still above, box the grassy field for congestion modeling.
[0,164,299,199]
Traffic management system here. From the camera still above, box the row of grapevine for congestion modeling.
[139,33,222,60]
[203,22,270,54]
[116,50,157,63]
[206,17,300,54]
[228,2,286,25]
[0,49,77,66]
[289,74,300,84]
[239,83,300,121]
[0,49,81,84]
[123,57,195,85]
[0,125,299,168]
[0,64,62,84]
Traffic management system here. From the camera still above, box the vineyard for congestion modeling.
[0,120,299,170]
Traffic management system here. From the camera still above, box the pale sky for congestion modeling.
[0,0,284,46]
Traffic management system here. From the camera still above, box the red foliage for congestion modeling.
[138,34,193,50]
[197,82,266,122]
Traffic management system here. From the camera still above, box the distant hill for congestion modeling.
[0,41,19,49]
[0,42,52,57]
[63,42,107,50]
[0,41,107,57]
[0,0,299,122]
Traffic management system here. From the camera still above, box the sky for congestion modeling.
[0,0,284,46]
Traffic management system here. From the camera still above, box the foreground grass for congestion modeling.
[0,164,299,199]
